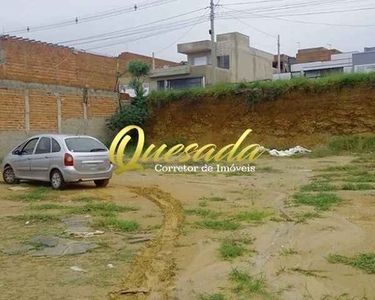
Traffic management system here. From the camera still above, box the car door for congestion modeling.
[12,138,39,178]
[30,137,52,181]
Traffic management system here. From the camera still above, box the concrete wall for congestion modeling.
[217,32,272,82]
[146,65,231,90]
[0,80,118,157]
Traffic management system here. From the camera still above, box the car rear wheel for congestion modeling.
[94,179,109,188]
[3,166,20,184]
[50,170,65,190]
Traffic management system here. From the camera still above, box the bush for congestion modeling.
[107,104,148,132]
[147,72,375,108]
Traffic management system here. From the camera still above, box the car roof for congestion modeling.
[28,134,97,139]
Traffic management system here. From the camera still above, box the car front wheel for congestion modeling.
[94,179,109,188]
[3,166,20,184]
[50,170,66,190]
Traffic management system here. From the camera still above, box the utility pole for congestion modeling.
[277,34,281,79]
[152,52,155,70]
[210,0,217,85]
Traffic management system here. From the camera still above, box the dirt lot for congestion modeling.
[1,155,375,300]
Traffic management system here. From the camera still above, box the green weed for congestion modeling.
[341,183,375,191]
[72,195,100,202]
[219,239,246,260]
[229,269,275,299]
[196,220,240,231]
[69,203,139,216]
[92,217,140,232]
[279,247,299,256]
[198,293,228,300]
[184,208,217,218]
[12,214,60,222]
[236,210,269,223]
[9,187,52,202]
[293,193,340,211]
[327,253,375,274]
[300,182,337,192]
[28,203,68,211]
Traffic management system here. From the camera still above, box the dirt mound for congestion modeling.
[145,87,375,148]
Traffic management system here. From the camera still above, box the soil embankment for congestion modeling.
[145,87,375,148]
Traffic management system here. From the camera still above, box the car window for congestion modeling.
[35,137,51,154]
[12,141,27,155]
[21,138,39,155]
[65,137,107,153]
[52,138,61,153]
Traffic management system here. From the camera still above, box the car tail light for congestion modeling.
[64,153,74,166]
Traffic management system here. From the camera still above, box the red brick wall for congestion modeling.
[0,36,178,91]
[0,87,117,133]
[60,95,84,120]
[296,48,342,63]
[88,95,118,118]
[29,91,58,131]
[0,88,24,131]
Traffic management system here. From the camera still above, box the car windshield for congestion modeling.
[65,137,107,153]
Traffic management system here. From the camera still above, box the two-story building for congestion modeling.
[143,32,273,91]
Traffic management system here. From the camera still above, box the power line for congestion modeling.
[219,5,375,27]
[58,8,207,45]
[5,0,179,34]
[223,5,375,18]
[72,16,208,47]
[84,17,209,51]
[155,10,209,54]
[222,8,277,38]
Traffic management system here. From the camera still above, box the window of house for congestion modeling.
[217,55,230,69]
[194,56,207,66]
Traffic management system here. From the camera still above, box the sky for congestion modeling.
[1,0,375,62]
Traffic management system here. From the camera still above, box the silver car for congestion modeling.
[1,134,113,190]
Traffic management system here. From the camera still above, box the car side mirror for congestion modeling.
[14,150,22,155]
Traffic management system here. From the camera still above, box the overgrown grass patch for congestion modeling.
[198,293,228,300]
[11,214,60,222]
[184,208,217,218]
[229,269,274,299]
[219,239,246,260]
[293,193,340,211]
[300,182,337,192]
[72,195,101,202]
[9,186,52,202]
[327,253,375,274]
[320,165,359,173]
[28,203,68,211]
[328,135,375,153]
[69,203,139,216]
[148,73,375,108]
[92,217,140,232]
[344,173,375,183]
[196,219,240,231]
[341,183,375,191]
[236,210,270,223]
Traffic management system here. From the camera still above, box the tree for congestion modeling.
[108,60,151,132]
[126,60,150,105]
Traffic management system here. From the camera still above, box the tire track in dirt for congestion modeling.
[109,185,183,300]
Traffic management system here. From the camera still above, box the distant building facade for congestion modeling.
[288,46,375,78]
[353,47,375,73]
[148,32,274,91]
